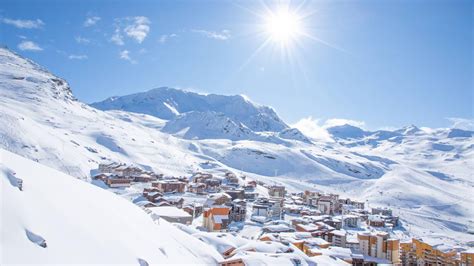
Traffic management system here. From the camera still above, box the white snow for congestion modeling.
[0,148,222,264]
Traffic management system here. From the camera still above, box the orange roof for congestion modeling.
[210,207,230,215]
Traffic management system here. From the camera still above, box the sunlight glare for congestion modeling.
[265,8,302,44]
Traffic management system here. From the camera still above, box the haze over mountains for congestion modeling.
[1,47,473,249]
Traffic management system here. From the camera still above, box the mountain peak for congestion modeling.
[0,48,75,102]
[91,87,288,132]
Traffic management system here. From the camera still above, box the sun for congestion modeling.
[264,7,302,44]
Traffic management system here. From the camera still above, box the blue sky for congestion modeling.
[0,0,472,130]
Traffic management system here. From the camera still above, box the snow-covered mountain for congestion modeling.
[92,86,288,133]
[1,47,473,248]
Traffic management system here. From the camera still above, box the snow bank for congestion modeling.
[0,148,221,264]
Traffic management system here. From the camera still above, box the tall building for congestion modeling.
[357,232,400,264]
[400,238,458,265]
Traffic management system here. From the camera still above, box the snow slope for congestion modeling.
[1,47,473,248]
[0,148,222,264]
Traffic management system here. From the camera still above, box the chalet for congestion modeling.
[204,178,222,192]
[164,197,185,208]
[144,191,164,203]
[268,185,286,198]
[149,206,193,224]
[182,203,203,218]
[205,193,232,206]
[224,172,239,184]
[203,207,231,232]
[227,199,246,222]
[134,173,157,183]
[368,215,385,227]
[188,183,206,194]
[152,180,186,193]
[218,258,244,266]
[224,189,245,200]
[191,172,213,183]
[94,174,132,188]
[98,162,122,173]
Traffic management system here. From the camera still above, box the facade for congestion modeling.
[400,238,458,265]
[317,194,340,215]
[371,207,393,216]
[228,200,247,222]
[357,232,400,264]
[152,180,186,193]
[203,207,231,231]
[268,185,286,198]
[367,215,385,227]
[105,176,132,188]
[188,183,206,194]
[225,189,245,200]
[460,250,474,266]
[324,230,347,248]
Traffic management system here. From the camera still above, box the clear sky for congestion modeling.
[0,0,472,129]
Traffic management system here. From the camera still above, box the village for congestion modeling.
[93,162,474,266]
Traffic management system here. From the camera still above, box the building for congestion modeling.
[188,183,206,194]
[324,230,347,248]
[203,207,231,232]
[268,185,286,198]
[143,190,164,202]
[460,250,474,266]
[224,172,239,184]
[357,232,400,264]
[371,207,392,216]
[228,199,246,222]
[182,203,203,218]
[152,180,186,193]
[133,173,158,182]
[317,194,340,215]
[341,215,360,228]
[224,189,245,200]
[252,204,272,218]
[206,193,232,206]
[104,176,132,188]
[367,215,385,227]
[149,206,193,224]
[400,238,458,265]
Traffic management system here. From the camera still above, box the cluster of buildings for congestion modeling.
[93,163,472,265]
[94,162,162,187]
[401,238,474,266]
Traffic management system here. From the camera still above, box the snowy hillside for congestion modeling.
[0,148,222,264]
[0,47,473,248]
